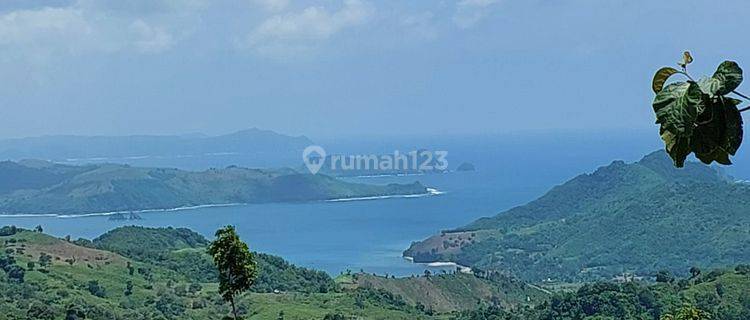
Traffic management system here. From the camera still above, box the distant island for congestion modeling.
[405,150,750,282]
[455,162,475,171]
[0,128,313,169]
[0,160,429,216]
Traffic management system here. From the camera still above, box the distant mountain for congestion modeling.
[405,151,750,282]
[0,128,313,169]
[456,162,475,172]
[0,160,428,215]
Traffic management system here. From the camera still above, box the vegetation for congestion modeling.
[0,227,432,319]
[87,226,335,293]
[338,271,548,313]
[3,224,750,319]
[208,226,258,319]
[406,151,750,282]
[651,52,746,167]
[0,160,428,215]
[453,266,750,320]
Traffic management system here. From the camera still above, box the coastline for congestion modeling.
[0,203,246,219]
[0,188,444,219]
[325,188,444,202]
[402,255,473,274]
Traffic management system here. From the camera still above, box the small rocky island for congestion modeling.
[456,162,476,172]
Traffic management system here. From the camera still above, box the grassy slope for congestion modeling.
[1,229,431,319]
[337,272,549,313]
[405,151,750,282]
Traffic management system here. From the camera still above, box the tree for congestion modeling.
[34,225,43,233]
[689,266,701,279]
[189,282,202,294]
[26,302,55,320]
[87,280,106,298]
[656,270,674,283]
[38,252,53,267]
[207,225,258,320]
[5,265,25,282]
[124,280,133,296]
[660,305,712,320]
[651,52,746,167]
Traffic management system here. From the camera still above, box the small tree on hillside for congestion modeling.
[207,225,258,320]
[689,266,701,279]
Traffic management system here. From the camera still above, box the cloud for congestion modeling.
[0,0,206,57]
[252,0,289,12]
[453,0,499,29]
[0,7,90,54]
[401,12,439,40]
[245,0,373,57]
[128,19,175,53]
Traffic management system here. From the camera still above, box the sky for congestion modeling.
[0,0,748,140]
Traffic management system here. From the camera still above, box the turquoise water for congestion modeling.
[0,132,673,276]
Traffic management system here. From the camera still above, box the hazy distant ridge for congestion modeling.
[0,128,312,168]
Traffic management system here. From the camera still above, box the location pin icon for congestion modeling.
[303,145,326,174]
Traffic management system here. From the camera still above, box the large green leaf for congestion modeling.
[653,81,702,136]
[691,98,730,165]
[661,130,691,167]
[690,97,744,165]
[697,77,721,97]
[652,81,703,167]
[712,61,743,95]
[652,67,679,93]
[723,97,743,155]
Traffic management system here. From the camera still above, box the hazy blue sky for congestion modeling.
[0,0,748,139]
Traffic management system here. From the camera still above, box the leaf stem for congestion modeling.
[733,90,750,100]
[680,67,696,82]
[739,105,750,113]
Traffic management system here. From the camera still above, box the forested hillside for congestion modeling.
[406,151,750,282]
[0,160,427,215]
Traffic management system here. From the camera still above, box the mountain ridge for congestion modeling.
[405,150,750,282]
[0,160,428,215]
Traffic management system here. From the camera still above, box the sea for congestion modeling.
[4,130,743,277]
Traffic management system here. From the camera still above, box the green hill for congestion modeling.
[0,227,433,319]
[0,161,428,215]
[0,226,552,319]
[405,151,750,282]
[86,226,335,293]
